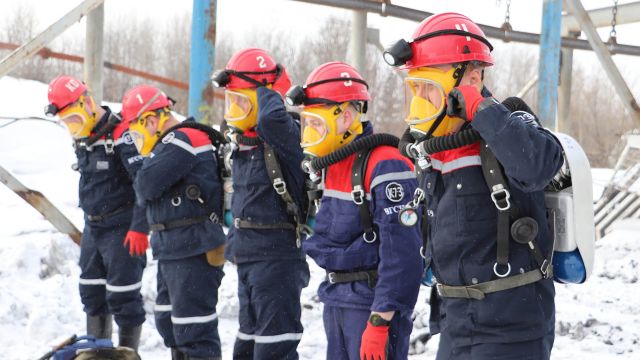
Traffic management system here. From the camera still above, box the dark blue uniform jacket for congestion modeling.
[134,119,226,260]
[225,87,306,263]
[424,96,564,347]
[76,106,147,233]
[303,123,423,313]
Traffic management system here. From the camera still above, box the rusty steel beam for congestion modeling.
[0,165,82,245]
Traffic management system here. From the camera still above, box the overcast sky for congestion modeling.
[3,0,640,87]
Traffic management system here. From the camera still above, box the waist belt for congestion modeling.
[150,212,219,232]
[326,270,378,288]
[435,268,551,301]
[233,218,296,231]
[87,203,133,222]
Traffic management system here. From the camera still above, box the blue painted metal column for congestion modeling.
[189,0,217,123]
[537,0,562,130]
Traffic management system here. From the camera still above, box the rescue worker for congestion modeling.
[45,75,146,350]
[286,61,423,360]
[383,13,564,359]
[211,48,310,360]
[121,85,226,360]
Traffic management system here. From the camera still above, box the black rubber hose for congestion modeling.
[398,127,414,158]
[306,133,399,173]
[400,96,536,156]
[421,128,482,154]
[232,133,262,146]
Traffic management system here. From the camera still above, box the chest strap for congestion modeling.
[233,218,296,231]
[351,148,377,243]
[480,141,512,277]
[326,270,378,288]
[435,267,552,300]
[263,142,312,246]
[149,212,219,232]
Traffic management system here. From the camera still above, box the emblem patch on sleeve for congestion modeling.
[385,182,404,203]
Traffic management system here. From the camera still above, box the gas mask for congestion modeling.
[57,95,98,139]
[404,66,466,139]
[128,110,170,156]
[300,102,363,157]
[224,88,258,132]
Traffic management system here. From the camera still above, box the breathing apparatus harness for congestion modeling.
[147,121,229,233]
[405,97,554,300]
[301,133,401,244]
[300,132,401,288]
[225,118,313,248]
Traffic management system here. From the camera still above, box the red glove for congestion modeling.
[360,322,389,360]
[446,85,497,121]
[124,231,148,256]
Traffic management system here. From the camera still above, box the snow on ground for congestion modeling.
[0,76,638,359]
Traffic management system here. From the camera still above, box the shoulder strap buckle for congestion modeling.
[490,184,511,211]
[104,138,115,155]
[351,185,365,205]
[272,178,287,195]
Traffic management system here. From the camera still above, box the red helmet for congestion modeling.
[226,48,277,89]
[121,85,172,122]
[46,75,88,114]
[212,48,292,96]
[286,61,370,107]
[384,13,493,69]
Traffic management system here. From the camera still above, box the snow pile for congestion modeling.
[1,76,638,359]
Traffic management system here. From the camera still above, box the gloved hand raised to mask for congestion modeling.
[123,231,148,256]
[446,85,498,122]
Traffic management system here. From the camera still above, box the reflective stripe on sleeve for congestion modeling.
[237,331,303,344]
[105,281,142,293]
[431,155,481,174]
[79,278,107,285]
[369,171,416,189]
[171,312,218,325]
[154,304,172,312]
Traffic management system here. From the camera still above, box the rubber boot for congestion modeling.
[119,325,142,350]
[171,348,187,360]
[86,314,113,339]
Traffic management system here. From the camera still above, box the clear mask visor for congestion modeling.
[300,110,330,149]
[224,90,253,122]
[404,77,446,125]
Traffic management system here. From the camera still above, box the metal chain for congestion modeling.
[610,0,619,41]
[501,0,512,32]
[505,0,511,25]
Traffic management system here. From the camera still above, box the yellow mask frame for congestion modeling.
[224,88,258,132]
[405,66,465,138]
[129,110,170,156]
[300,102,363,157]
[57,94,98,139]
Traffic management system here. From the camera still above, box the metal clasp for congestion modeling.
[490,184,511,211]
[493,262,512,278]
[209,212,220,224]
[327,272,337,284]
[351,185,364,205]
[104,139,115,154]
[273,178,287,195]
